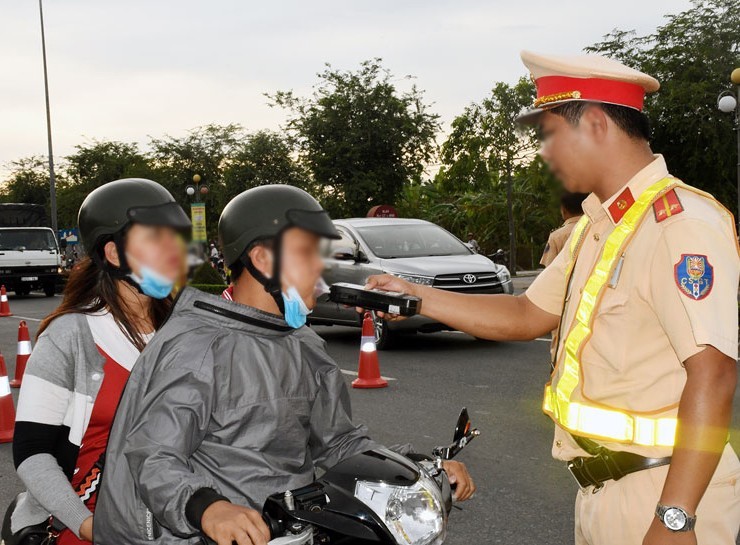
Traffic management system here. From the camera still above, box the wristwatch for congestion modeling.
[655,504,696,532]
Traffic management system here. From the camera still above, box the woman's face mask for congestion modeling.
[126,253,175,299]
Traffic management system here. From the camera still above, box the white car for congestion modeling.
[310,218,513,349]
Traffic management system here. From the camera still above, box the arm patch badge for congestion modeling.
[674,254,713,300]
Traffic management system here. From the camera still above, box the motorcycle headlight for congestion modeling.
[391,273,435,286]
[355,471,446,545]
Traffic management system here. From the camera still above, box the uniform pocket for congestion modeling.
[582,291,630,374]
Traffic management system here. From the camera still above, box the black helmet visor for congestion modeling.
[127,202,192,233]
[285,209,340,240]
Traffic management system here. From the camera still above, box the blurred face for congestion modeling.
[278,228,324,309]
[537,108,600,193]
[119,224,185,282]
[247,228,326,310]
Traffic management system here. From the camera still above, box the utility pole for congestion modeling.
[39,0,58,237]
[506,166,516,275]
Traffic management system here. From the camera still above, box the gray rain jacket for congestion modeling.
[94,287,378,544]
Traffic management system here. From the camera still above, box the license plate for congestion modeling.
[21,276,38,281]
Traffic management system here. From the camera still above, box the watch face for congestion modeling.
[664,508,688,531]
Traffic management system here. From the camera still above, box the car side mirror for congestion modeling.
[332,246,357,261]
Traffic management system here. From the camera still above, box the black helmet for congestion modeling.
[78,178,191,267]
[219,185,339,267]
[218,184,339,311]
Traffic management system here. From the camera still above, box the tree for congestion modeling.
[222,130,310,202]
[434,77,559,270]
[269,59,440,218]
[0,156,54,211]
[58,140,153,228]
[148,124,246,238]
[586,0,740,216]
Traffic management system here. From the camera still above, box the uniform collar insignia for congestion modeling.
[606,187,635,224]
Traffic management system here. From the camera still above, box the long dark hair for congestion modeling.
[38,250,172,351]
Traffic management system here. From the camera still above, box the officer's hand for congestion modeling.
[201,500,270,545]
[642,516,696,545]
[357,274,419,321]
[442,460,476,501]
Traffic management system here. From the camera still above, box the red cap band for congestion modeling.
[535,75,646,111]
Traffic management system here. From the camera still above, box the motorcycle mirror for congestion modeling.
[433,407,480,460]
[452,407,471,443]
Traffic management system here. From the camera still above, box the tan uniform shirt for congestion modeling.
[540,216,581,267]
[526,155,740,461]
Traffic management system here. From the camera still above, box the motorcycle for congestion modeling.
[258,408,479,545]
[487,249,507,267]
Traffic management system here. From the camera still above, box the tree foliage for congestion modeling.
[0,127,308,241]
[269,59,440,218]
[222,130,311,203]
[0,156,53,209]
[403,78,561,268]
[148,124,243,221]
[1,2,733,266]
[586,0,740,214]
[57,140,153,227]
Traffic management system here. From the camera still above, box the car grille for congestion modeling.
[433,272,502,292]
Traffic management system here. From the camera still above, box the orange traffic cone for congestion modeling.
[0,285,11,317]
[352,312,388,389]
[0,351,16,443]
[10,321,31,388]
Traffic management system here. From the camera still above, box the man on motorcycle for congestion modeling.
[95,185,474,545]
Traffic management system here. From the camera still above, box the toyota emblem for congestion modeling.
[462,274,477,284]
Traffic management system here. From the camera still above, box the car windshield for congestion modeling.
[0,230,57,251]
[356,224,471,259]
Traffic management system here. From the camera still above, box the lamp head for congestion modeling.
[731,68,740,86]
[718,94,737,113]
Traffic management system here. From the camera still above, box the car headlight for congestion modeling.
[355,471,446,545]
[391,273,435,286]
[497,267,511,283]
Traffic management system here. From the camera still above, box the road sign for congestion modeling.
[191,203,207,242]
[58,227,79,245]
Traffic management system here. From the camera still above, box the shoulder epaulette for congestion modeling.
[653,189,684,223]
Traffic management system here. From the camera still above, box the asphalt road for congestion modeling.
[1,285,739,545]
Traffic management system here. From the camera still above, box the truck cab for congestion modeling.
[0,204,62,297]
[0,227,61,296]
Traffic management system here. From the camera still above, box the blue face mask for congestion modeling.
[126,254,175,299]
[282,285,311,329]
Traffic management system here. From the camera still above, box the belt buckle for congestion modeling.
[567,458,603,493]
[567,458,590,490]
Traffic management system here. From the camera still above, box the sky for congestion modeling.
[1,0,691,174]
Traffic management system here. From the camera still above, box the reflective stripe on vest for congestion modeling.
[543,176,679,447]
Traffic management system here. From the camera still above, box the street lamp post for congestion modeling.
[38,0,57,238]
[717,68,740,229]
[186,174,209,254]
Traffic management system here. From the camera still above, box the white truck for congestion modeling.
[0,204,61,297]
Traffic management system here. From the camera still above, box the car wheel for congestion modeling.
[43,283,56,297]
[371,311,395,350]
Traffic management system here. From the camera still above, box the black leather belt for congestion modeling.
[567,449,671,490]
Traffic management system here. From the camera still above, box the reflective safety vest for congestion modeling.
[543,176,680,447]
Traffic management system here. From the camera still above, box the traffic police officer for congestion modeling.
[540,192,588,267]
[366,51,740,544]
